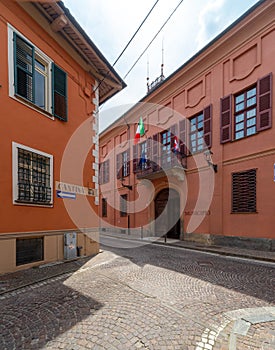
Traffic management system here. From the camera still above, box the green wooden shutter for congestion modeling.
[52,63,67,121]
[14,32,34,102]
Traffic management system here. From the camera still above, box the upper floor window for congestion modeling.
[116,149,130,179]
[190,113,204,153]
[9,25,67,121]
[99,160,110,184]
[221,73,272,143]
[12,142,53,205]
[234,86,257,140]
[139,141,148,170]
[189,105,212,154]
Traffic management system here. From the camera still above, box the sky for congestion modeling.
[63,0,260,131]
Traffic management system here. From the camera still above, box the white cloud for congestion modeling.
[196,0,225,49]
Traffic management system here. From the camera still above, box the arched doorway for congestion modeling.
[155,188,181,239]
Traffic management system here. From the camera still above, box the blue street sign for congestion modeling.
[56,190,76,199]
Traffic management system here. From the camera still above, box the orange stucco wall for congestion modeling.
[0,1,98,234]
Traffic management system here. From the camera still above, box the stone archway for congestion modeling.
[154,188,181,239]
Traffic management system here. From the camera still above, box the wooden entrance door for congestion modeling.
[155,188,180,239]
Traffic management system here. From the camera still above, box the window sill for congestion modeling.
[14,200,53,208]
[231,211,258,214]
[12,94,54,120]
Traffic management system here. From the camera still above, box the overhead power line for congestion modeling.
[95,0,160,93]
[123,0,185,80]
[112,0,160,67]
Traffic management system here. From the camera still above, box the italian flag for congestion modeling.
[134,117,145,144]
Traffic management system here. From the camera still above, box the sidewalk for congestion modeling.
[100,230,275,263]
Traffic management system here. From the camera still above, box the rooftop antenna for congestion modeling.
[161,36,164,79]
[147,54,150,93]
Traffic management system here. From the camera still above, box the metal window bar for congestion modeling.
[17,149,51,203]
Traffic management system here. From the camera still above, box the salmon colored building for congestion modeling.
[99,0,275,251]
[0,0,125,274]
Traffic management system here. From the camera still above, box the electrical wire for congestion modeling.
[112,0,160,67]
[95,0,160,93]
[123,0,185,80]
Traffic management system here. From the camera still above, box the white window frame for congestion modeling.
[8,24,53,119]
[12,142,54,206]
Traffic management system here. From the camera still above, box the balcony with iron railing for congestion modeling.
[136,151,187,180]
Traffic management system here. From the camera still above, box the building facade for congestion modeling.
[99,0,275,250]
[0,0,125,274]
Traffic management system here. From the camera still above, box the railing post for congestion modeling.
[141,226,143,239]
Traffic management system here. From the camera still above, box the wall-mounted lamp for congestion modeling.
[204,150,218,173]
[120,178,133,190]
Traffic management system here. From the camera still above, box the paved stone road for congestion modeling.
[0,242,274,349]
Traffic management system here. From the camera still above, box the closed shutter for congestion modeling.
[14,33,34,102]
[133,145,138,173]
[203,104,212,148]
[146,137,152,168]
[232,169,256,213]
[220,95,232,143]
[152,133,159,171]
[257,73,272,131]
[52,63,67,121]
[179,119,187,156]
[116,153,122,179]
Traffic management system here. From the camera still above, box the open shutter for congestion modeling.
[52,63,67,121]
[220,95,232,143]
[126,148,130,176]
[116,153,122,179]
[152,133,159,171]
[179,119,187,156]
[133,145,138,173]
[105,159,110,183]
[203,104,212,148]
[170,124,177,148]
[146,137,152,168]
[14,33,34,102]
[257,73,272,132]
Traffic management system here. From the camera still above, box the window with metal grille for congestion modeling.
[234,86,257,140]
[14,143,53,205]
[16,237,44,266]
[99,160,110,184]
[102,198,107,217]
[232,169,256,213]
[10,28,67,121]
[120,194,127,217]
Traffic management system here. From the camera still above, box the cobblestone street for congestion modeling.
[0,241,274,349]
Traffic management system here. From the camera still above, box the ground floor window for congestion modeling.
[16,237,44,266]
[12,142,53,205]
[232,169,256,213]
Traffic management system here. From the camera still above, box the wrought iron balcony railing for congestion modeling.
[136,152,187,179]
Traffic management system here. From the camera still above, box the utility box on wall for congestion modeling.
[64,232,77,260]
